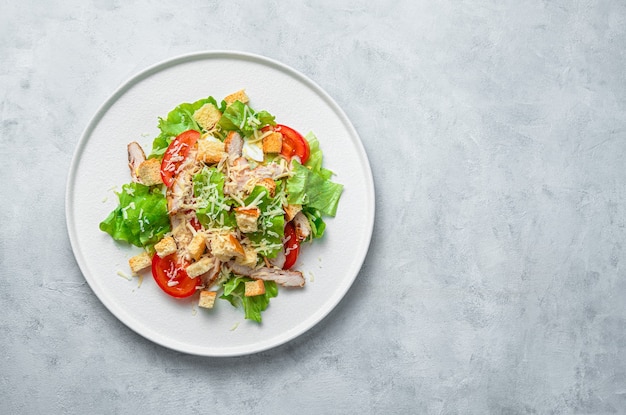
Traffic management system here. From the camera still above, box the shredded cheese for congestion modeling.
[246,190,266,209]
[117,270,132,281]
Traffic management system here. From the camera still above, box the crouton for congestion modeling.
[186,256,215,278]
[210,233,245,261]
[197,138,226,164]
[187,233,206,261]
[193,103,222,131]
[245,279,266,297]
[234,207,260,233]
[284,204,302,221]
[262,132,283,154]
[257,178,276,198]
[154,236,177,258]
[224,89,249,105]
[198,290,217,309]
[136,158,163,186]
[128,252,151,274]
[236,244,259,268]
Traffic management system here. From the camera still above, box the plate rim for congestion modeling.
[65,50,375,357]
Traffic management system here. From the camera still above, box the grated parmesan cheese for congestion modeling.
[117,270,132,281]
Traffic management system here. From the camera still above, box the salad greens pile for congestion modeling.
[99,182,170,250]
[221,277,278,323]
[100,93,343,323]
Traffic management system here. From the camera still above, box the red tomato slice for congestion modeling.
[283,221,301,270]
[160,130,200,187]
[151,253,198,298]
[274,124,310,164]
[189,215,203,231]
[183,209,203,231]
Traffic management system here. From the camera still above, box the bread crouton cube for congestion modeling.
[284,204,302,221]
[198,290,217,309]
[128,252,151,274]
[235,244,259,268]
[210,233,245,261]
[187,233,206,261]
[193,103,222,130]
[186,256,214,278]
[154,236,177,258]
[137,158,163,186]
[224,89,249,105]
[262,132,283,154]
[245,279,266,297]
[197,138,226,164]
[234,207,260,233]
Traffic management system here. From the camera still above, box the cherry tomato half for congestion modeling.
[160,130,200,187]
[183,210,203,232]
[189,215,203,231]
[283,221,301,270]
[151,253,197,298]
[274,124,310,164]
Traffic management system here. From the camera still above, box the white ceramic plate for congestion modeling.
[66,51,375,356]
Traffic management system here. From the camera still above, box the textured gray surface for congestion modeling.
[2,0,626,413]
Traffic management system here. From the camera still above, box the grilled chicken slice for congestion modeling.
[227,261,304,287]
[165,146,198,215]
[251,267,305,287]
[225,131,243,159]
[224,157,250,196]
[167,170,193,214]
[268,249,286,269]
[252,163,283,179]
[201,257,221,288]
[292,211,311,241]
[224,157,285,197]
[127,142,146,183]
[227,261,254,277]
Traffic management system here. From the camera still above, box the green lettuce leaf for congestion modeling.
[244,185,285,258]
[217,101,275,137]
[150,96,222,157]
[193,166,236,228]
[286,162,343,217]
[303,207,326,239]
[220,276,278,322]
[99,182,170,249]
[304,132,333,180]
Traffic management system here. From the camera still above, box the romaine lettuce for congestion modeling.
[304,132,333,180]
[150,96,223,157]
[99,182,170,250]
[217,100,275,137]
[303,207,326,239]
[286,161,343,217]
[220,277,278,322]
[193,166,236,228]
[244,185,285,258]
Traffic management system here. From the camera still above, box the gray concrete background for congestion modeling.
[2,0,626,413]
